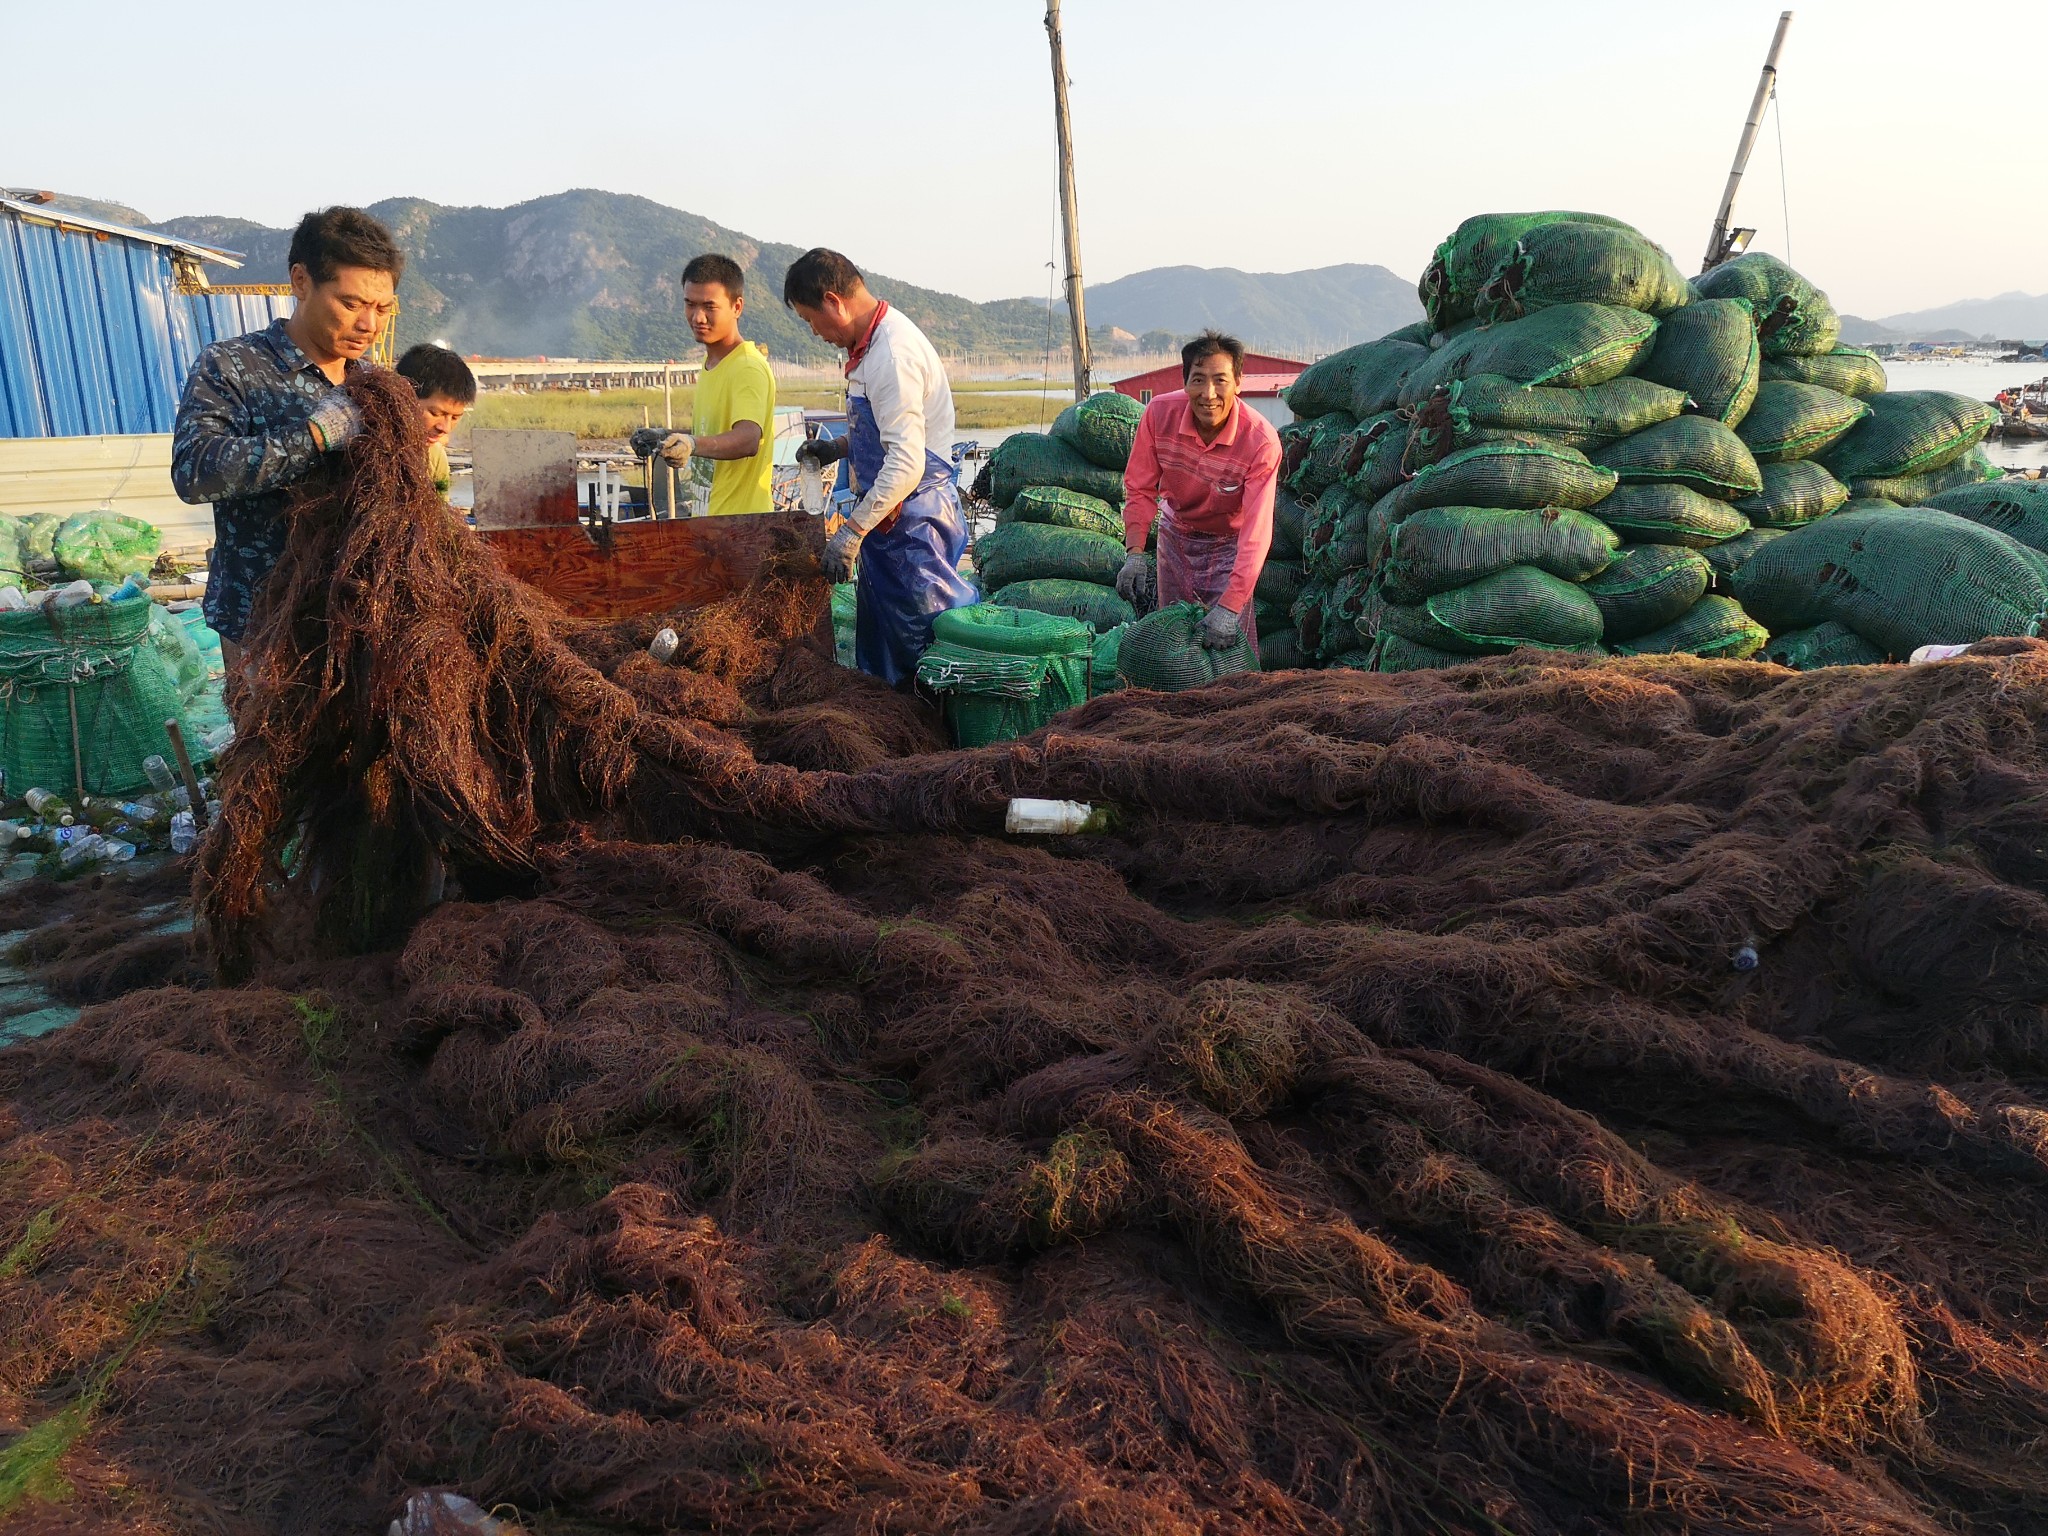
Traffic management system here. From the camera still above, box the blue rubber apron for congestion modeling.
[846,395,977,685]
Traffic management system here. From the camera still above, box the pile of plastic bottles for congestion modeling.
[0,727,232,875]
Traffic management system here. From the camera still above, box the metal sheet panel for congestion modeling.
[0,206,292,440]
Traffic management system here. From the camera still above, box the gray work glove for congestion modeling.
[628,427,695,466]
[821,523,865,582]
[1198,602,1242,649]
[797,435,849,469]
[306,390,362,453]
[1114,551,1152,608]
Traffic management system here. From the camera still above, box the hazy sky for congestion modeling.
[5,0,2032,319]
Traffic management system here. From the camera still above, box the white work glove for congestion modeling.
[1114,552,1153,609]
[628,427,695,466]
[306,390,361,453]
[821,523,865,582]
[1198,602,1242,649]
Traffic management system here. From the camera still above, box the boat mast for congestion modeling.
[1045,0,1092,401]
[1702,10,1794,273]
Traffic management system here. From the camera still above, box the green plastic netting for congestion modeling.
[1399,303,1660,407]
[1764,621,1888,669]
[1379,505,1618,604]
[1283,413,1360,497]
[0,521,27,587]
[999,485,1124,542]
[933,601,1092,657]
[1051,391,1145,471]
[1379,565,1605,655]
[1634,297,1760,427]
[1340,413,1409,502]
[918,635,1092,750]
[1762,346,1888,398]
[1596,417,1764,501]
[1090,624,1128,697]
[1734,460,1850,528]
[1116,601,1258,691]
[1821,390,2001,482]
[16,513,62,568]
[1735,382,1869,464]
[987,579,1136,631]
[1609,594,1767,659]
[989,432,1126,508]
[831,583,857,668]
[1272,493,1312,560]
[1702,526,1788,586]
[1255,559,1306,608]
[1732,504,2048,654]
[1582,544,1713,642]
[1322,568,1378,648]
[53,512,161,583]
[1303,484,1370,583]
[1283,336,1430,420]
[1291,576,1333,658]
[1254,598,1294,641]
[1847,447,2002,506]
[1478,221,1690,322]
[0,594,197,799]
[1260,630,1307,671]
[1921,477,2048,550]
[1373,441,1619,532]
[1412,374,1689,459]
[1592,483,1752,547]
[1370,631,1470,672]
[1692,252,1840,358]
[974,521,1127,591]
[1420,210,1641,328]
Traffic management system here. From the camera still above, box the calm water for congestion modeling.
[1878,359,2048,474]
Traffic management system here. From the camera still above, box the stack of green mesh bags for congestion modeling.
[974,394,1147,632]
[1279,210,2021,673]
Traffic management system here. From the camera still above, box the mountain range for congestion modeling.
[33,188,2043,359]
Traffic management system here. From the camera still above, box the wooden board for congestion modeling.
[480,511,827,619]
[0,433,214,548]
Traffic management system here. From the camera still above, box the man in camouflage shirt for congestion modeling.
[172,206,403,664]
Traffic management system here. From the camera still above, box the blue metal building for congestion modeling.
[0,196,292,439]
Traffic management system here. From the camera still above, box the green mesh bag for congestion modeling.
[1255,559,1306,608]
[1380,505,1618,604]
[987,579,1135,631]
[1050,391,1145,470]
[1734,460,1850,528]
[1284,337,1430,419]
[1303,484,1371,582]
[1847,447,2002,506]
[0,519,27,586]
[1732,504,2048,654]
[1371,631,1470,672]
[16,513,62,568]
[1921,477,2048,551]
[1420,211,1642,328]
[1384,319,1436,346]
[1254,597,1294,641]
[1702,527,1787,586]
[1592,483,1751,547]
[53,512,160,583]
[934,600,1094,656]
[1090,624,1128,697]
[1379,565,1604,655]
[1322,568,1378,647]
[1282,412,1360,496]
[1260,630,1308,671]
[1410,374,1689,459]
[1596,416,1763,500]
[1339,413,1409,501]
[1821,390,2000,482]
[1116,601,1258,691]
[990,432,1126,508]
[1291,575,1333,658]
[974,521,1126,590]
[0,594,198,798]
[1634,297,1760,427]
[1374,440,1618,529]
[1398,302,1660,407]
[1764,621,1887,669]
[1609,594,1767,659]
[831,583,858,668]
[917,610,1093,748]
[1477,220,1690,322]
[1582,544,1713,642]
[1692,252,1840,358]
[999,485,1124,541]
[1735,382,1869,464]
[1272,492,1312,560]
[1761,345,1887,398]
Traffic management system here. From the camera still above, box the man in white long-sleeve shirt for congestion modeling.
[787,248,975,685]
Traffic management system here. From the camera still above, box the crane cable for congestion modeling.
[1772,79,1793,265]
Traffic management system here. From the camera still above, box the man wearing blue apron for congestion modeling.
[787,248,976,685]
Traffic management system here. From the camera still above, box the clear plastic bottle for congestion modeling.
[24,788,74,826]
[99,836,137,863]
[198,721,236,757]
[142,755,178,795]
[0,587,26,612]
[169,810,198,855]
[57,832,106,870]
[50,580,96,610]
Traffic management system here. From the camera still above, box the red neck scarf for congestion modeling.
[843,300,890,377]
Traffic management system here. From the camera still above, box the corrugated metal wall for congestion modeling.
[0,209,291,439]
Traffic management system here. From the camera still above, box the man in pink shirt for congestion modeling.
[1116,332,1283,649]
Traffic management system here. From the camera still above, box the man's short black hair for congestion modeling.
[783,248,865,309]
[287,206,404,285]
[682,253,744,298]
[1182,330,1245,382]
[395,344,476,404]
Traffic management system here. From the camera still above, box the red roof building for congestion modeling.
[1109,352,1308,426]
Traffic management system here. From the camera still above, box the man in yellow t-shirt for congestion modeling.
[631,254,775,515]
